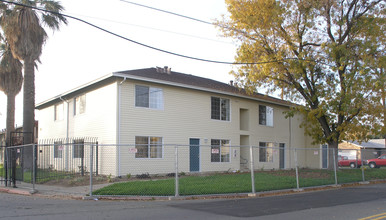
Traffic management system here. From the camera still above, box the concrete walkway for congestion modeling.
[0,181,112,199]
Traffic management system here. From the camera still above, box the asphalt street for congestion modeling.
[0,183,386,220]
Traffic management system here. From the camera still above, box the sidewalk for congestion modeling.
[0,181,111,199]
[2,180,385,201]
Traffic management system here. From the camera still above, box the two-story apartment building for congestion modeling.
[36,67,320,176]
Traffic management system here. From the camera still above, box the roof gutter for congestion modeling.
[112,72,293,108]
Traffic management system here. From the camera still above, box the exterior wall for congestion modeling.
[117,80,318,175]
[38,78,320,176]
[118,80,241,175]
[37,82,118,175]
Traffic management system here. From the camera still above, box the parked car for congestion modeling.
[367,154,386,168]
[338,156,364,168]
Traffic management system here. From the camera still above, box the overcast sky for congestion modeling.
[0,0,237,129]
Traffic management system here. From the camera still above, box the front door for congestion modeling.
[279,143,285,169]
[322,144,328,169]
[189,138,200,172]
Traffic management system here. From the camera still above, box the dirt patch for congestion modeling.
[42,173,178,187]
[259,169,331,179]
[42,175,125,187]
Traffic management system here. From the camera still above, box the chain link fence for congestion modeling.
[1,143,385,197]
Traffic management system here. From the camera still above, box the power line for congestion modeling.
[118,0,213,26]
[0,0,316,66]
[64,12,232,44]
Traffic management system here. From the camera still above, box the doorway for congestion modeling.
[189,138,200,172]
[279,143,285,169]
[322,144,328,169]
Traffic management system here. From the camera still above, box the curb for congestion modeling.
[2,179,386,201]
[0,187,32,196]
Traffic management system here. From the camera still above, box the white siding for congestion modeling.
[38,82,118,175]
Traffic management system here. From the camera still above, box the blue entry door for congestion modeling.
[190,138,200,172]
[322,144,328,169]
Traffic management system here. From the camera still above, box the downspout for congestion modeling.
[60,96,69,171]
[289,116,292,168]
[117,77,127,177]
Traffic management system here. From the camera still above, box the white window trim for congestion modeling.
[54,103,64,121]
[74,94,86,116]
[53,141,63,159]
[134,136,164,159]
[259,105,274,127]
[259,142,274,163]
[134,85,164,110]
[73,139,85,159]
[210,139,231,163]
[210,97,231,122]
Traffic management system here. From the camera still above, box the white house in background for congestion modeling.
[339,139,386,160]
[36,67,321,176]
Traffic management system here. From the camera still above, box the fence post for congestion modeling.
[174,145,179,197]
[95,142,98,176]
[31,144,37,193]
[361,148,365,182]
[333,148,338,186]
[11,148,16,188]
[249,145,256,195]
[81,143,84,176]
[294,148,300,190]
[4,147,8,187]
[89,143,94,197]
[118,144,121,177]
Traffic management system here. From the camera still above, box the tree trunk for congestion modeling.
[22,59,35,170]
[22,60,35,144]
[6,92,16,146]
[328,141,338,170]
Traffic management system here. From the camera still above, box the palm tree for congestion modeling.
[1,0,67,145]
[1,1,67,169]
[0,41,23,146]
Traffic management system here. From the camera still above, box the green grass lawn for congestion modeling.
[0,164,76,184]
[0,164,3,177]
[93,168,386,196]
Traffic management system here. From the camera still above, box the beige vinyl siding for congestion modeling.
[38,76,320,175]
[236,100,293,170]
[117,80,318,175]
[118,81,240,175]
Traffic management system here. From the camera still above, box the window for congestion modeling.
[211,97,230,121]
[259,105,273,126]
[54,103,64,121]
[73,139,84,158]
[135,136,163,158]
[211,139,230,162]
[54,141,63,158]
[74,94,86,115]
[135,85,163,109]
[259,142,273,162]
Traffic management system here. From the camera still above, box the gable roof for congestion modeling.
[114,68,293,106]
[345,139,386,149]
[36,67,294,109]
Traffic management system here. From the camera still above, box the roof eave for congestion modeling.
[112,72,294,108]
[35,73,115,109]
